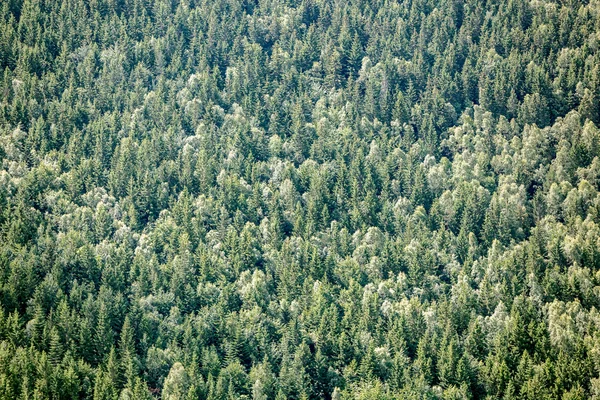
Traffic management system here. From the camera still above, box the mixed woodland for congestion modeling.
[2,0,600,398]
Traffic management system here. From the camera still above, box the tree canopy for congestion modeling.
[2,0,600,399]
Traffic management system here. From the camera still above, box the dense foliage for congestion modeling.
[2,0,600,398]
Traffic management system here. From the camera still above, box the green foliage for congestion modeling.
[1,0,600,398]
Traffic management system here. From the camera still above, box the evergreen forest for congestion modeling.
[2,0,600,398]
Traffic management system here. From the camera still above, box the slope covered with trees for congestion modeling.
[2,0,600,398]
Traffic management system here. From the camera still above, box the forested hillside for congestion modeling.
[2,0,600,398]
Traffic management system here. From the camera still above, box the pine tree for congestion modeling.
[48,327,63,366]
[119,316,137,389]
[94,303,114,364]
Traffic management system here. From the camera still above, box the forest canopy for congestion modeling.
[2,0,600,399]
